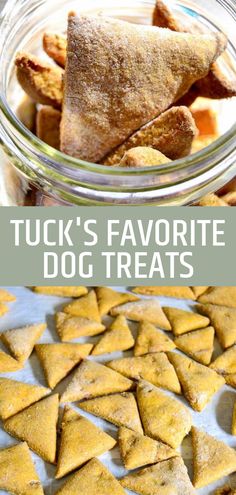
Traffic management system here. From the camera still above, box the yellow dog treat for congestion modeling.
[110,299,171,330]
[191,286,209,298]
[92,315,134,356]
[163,306,210,335]
[1,323,46,363]
[174,326,214,365]
[133,286,195,299]
[0,349,23,373]
[134,321,175,356]
[64,290,101,322]
[56,312,105,341]
[0,377,50,420]
[0,303,9,317]
[95,287,138,316]
[34,286,88,297]
[198,287,236,308]
[210,346,236,388]
[0,288,16,302]
[197,304,236,349]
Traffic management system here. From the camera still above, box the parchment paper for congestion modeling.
[0,286,235,495]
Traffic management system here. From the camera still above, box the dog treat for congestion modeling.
[232,402,236,435]
[92,315,135,356]
[168,352,225,411]
[107,352,181,394]
[0,377,50,420]
[55,312,105,341]
[56,406,116,479]
[0,349,23,373]
[134,321,176,356]
[221,191,236,206]
[103,106,197,165]
[198,193,229,206]
[137,380,192,448]
[63,290,101,321]
[4,394,59,464]
[198,287,236,308]
[118,426,178,470]
[192,426,236,488]
[55,458,127,495]
[60,359,133,403]
[191,286,209,298]
[163,306,210,335]
[110,299,171,329]
[174,326,215,365]
[0,288,16,302]
[15,53,64,109]
[120,457,195,495]
[43,32,67,67]
[35,343,93,389]
[119,147,171,167]
[215,487,236,495]
[60,15,226,161]
[1,323,46,363]
[95,287,138,316]
[210,345,236,388]
[191,107,218,136]
[0,303,8,317]
[79,392,143,433]
[16,95,37,132]
[152,0,236,100]
[36,106,61,149]
[0,442,44,495]
[197,303,236,349]
[34,286,88,297]
[132,286,196,299]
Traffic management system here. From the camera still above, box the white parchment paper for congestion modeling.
[0,286,235,495]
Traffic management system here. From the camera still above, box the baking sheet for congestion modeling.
[0,286,235,495]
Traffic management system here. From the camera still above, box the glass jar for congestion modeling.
[0,0,236,206]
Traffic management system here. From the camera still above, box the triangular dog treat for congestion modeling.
[55,458,126,495]
[118,426,178,470]
[198,287,236,308]
[232,402,236,435]
[64,290,101,322]
[175,326,214,365]
[0,288,16,302]
[96,287,138,316]
[60,359,133,403]
[4,394,59,463]
[34,286,88,297]
[56,312,105,341]
[61,15,225,161]
[1,323,46,362]
[197,304,236,349]
[0,303,8,317]
[210,346,236,388]
[121,457,195,495]
[110,299,171,330]
[92,315,134,355]
[0,377,50,420]
[0,442,44,495]
[192,426,236,488]
[191,286,209,298]
[163,306,210,335]
[107,352,181,394]
[168,352,225,411]
[215,487,236,495]
[133,286,196,299]
[56,406,116,478]
[0,349,23,372]
[134,321,175,356]
[137,381,192,448]
[79,392,143,433]
[35,342,93,389]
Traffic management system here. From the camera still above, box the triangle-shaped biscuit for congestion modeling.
[175,326,214,365]
[198,287,236,308]
[134,321,175,356]
[54,458,126,495]
[137,380,192,448]
[61,15,225,162]
[133,286,196,299]
[110,299,171,330]
[107,352,181,394]
[0,303,9,317]
[79,392,143,433]
[118,426,178,470]
[191,286,209,298]
[0,442,44,495]
[0,288,16,302]
[56,406,116,478]
[0,349,23,372]
[168,352,225,411]
[35,342,93,389]
[60,359,133,403]
[1,323,46,363]
[64,290,101,322]
[0,377,50,420]
[4,394,59,463]
[34,286,88,297]
[210,346,236,388]
[56,312,105,341]
[197,304,236,349]
[192,426,236,488]
[92,315,134,355]
[163,306,210,335]
[96,287,138,316]
[120,457,195,495]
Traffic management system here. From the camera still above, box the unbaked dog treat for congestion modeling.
[119,147,171,167]
[91,315,135,356]
[197,303,236,349]
[43,32,67,68]
[36,106,61,149]
[134,321,176,356]
[103,106,198,165]
[1,323,46,363]
[174,326,215,365]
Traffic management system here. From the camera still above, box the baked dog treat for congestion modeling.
[91,315,135,356]
[1,323,46,363]
[174,326,215,365]
[43,32,67,68]
[134,321,176,356]
[197,303,236,349]
[163,306,210,335]
[119,147,171,167]
[55,312,105,341]
[36,106,61,149]
[210,345,236,388]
